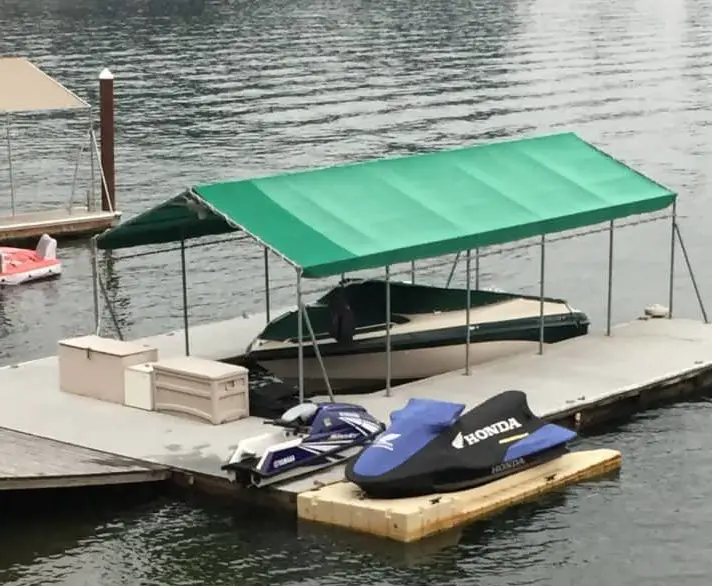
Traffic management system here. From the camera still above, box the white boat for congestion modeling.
[0,234,62,286]
[245,278,589,394]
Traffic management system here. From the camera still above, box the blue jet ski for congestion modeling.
[345,390,577,498]
[222,402,385,488]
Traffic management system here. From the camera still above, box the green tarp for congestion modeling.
[96,132,676,278]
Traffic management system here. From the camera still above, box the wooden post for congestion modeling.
[99,68,116,213]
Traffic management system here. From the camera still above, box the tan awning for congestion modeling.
[0,57,90,113]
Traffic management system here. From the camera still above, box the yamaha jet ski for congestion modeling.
[222,402,385,488]
[345,390,577,498]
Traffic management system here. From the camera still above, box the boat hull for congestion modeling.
[255,337,562,394]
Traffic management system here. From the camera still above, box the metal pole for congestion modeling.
[538,234,546,355]
[297,270,304,402]
[90,238,100,334]
[668,202,677,318]
[263,247,271,323]
[606,220,614,336]
[385,265,392,396]
[445,252,461,288]
[303,307,335,402]
[180,239,190,356]
[465,249,472,375]
[675,223,709,323]
[6,113,15,216]
[410,260,415,284]
[475,248,480,289]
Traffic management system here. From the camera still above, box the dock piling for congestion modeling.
[99,68,116,213]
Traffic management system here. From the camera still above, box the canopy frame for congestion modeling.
[90,133,709,402]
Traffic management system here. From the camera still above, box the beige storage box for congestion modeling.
[58,335,159,404]
[152,356,249,425]
[124,362,156,411]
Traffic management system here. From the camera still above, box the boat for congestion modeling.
[344,390,578,498]
[221,401,385,488]
[0,234,61,286]
[245,278,590,394]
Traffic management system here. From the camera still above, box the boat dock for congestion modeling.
[0,209,120,245]
[0,57,121,246]
[0,313,710,504]
[0,427,169,491]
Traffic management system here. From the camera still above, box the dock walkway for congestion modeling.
[0,316,711,499]
[0,208,121,244]
[0,427,169,491]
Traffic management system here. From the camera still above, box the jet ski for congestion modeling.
[221,402,385,488]
[345,390,577,498]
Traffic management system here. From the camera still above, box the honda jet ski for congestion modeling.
[222,402,385,488]
[345,390,577,498]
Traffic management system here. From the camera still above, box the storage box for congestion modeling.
[124,362,155,411]
[58,335,159,404]
[152,356,249,424]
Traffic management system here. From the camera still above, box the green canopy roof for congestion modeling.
[96,132,676,278]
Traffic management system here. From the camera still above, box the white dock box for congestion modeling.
[124,362,156,411]
[58,335,159,404]
[152,356,249,425]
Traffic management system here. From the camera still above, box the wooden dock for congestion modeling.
[0,314,710,506]
[0,208,121,245]
[0,427,169,491]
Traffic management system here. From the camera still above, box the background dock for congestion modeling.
[0,209,121,245]
[0,427,169,491]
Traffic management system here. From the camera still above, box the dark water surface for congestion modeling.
[2,0,712,584]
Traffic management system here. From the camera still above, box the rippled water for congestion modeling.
[2,0,712,583]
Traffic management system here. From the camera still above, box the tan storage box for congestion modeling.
[58,335,158,404]
[152,356,249,425]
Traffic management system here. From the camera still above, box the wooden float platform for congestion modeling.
[0,427,169,491]
[0,208,121,244]
[297,448,622,543]
[0,313,709,507]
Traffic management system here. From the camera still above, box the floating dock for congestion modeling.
[0,313,709,511]
[0,427,169,491]
[297,448,622,543]
[0,209,121,245]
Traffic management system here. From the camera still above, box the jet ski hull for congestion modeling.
[222,401,385,489]
[345,390,577,499]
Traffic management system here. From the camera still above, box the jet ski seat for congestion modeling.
[267,402,319,430]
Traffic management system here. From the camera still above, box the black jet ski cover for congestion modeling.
[345,390,577,498]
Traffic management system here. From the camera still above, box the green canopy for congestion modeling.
[96,132,676,278]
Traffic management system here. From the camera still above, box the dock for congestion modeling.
[0,427,169,491]
[297,448,622,543]
[0,314,710,506]
[0,209,121,245]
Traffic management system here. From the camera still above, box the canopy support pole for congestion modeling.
[445,252,461,288]
[465,249,472,375]
[668,202,677,318]
[264,247,271,324]
[606,220,614,336]
[180,238,190,356]
[303,307,335,402]
[410,260,415,284]
[475,248,480,289]
[91,238,100,334]
[675,223,709,323]
[297,270,304,403]
[385,265,392,396]
[538,234,546,355]
[6,113,15,216]
[97,270,123,340]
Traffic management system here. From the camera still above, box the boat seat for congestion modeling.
[327,286,356,345]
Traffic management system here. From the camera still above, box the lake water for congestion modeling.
[1,0,712,584]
